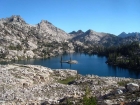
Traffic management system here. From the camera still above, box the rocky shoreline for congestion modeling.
[0,64,140,105]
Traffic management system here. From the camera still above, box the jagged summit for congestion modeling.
[77,30,84,33]
[1,15,70,41]
[118,32,140,38]
[0,15,26,23]
[71,29,120,46]
[85,29,101,35]
[40,20,52,25]
[37,19,70,41]
[0,15,73,61]
[69,31,77,34]
[85,29,94,34]
[69,30,84,34]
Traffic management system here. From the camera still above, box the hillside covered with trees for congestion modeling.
[105,42,140,70]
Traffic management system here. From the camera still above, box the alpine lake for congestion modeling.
[13,53,140,79]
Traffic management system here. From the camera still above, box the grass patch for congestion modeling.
[57,76,76,84]
[117,81,129,86]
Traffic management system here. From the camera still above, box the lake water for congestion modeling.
[14,53,140,79]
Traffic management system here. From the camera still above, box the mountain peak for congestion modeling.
[40,20,52,25]
[120,32,127,35]
[69,31,77,34]
[69,30,84,35]
[118,32,140,38]
[77,30,84,33]
[5,15,26,23]
[85,29,94,34]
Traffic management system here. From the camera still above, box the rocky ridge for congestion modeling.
[70,30,140,48]
[70,29,120,46]
[1,15,140,61]
[118,32,140,38]
[0,15,73,62]
[0,64,140,105]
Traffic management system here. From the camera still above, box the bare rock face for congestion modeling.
[0,64,80,105]
[0,64,140,104]
[24,50,35,59]
[0,15,73,61]
[38,20,70,42]
[0,15,26,23]
[0,64,53,104]
[53,69,77,79]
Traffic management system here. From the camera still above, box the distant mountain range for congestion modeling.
[70,30,140,45]
[69,29,120,46]
[0,15,140,61]
[118,32,140,38]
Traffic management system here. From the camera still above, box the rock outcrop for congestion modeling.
[38,20,70,42]
[0,15,74,62]
[126,83,139,92]
[0,64,140,105]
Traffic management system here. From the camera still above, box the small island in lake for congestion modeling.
[60,56,78,64]
[61,60,78,64]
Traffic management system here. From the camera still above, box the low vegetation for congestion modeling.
[117,81,129,86]
[82,86,97,105]
[57,76,76,84]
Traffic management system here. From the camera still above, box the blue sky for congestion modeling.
[0,0,140,35]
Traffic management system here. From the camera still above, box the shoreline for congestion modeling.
[106,60,140,72]
[1,52,140,79]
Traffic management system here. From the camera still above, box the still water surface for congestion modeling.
[14,53,140,79]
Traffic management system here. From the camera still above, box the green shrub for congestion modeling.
[117,81,129,86]
[83,96,97,105]
[82,86,97,105]
[57,77,76,84]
